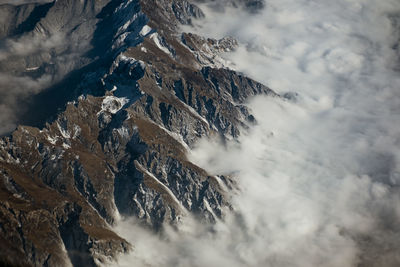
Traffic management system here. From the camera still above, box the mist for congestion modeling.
[0,0,96,135]
[118,0,399,266]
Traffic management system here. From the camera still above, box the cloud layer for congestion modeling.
[115,0,400,266]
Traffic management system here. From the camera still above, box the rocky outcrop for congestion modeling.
[0,0,276,265]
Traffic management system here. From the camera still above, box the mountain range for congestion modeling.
[0,0,275,266]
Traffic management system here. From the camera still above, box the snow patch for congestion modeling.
[140,25,152,36]
[136,162,187,214]
[72,125,81,139]
[138,60,146,69]
[57,122,70,139]
[116,13,140,36]
[25,67,39,71]
[179,100,209,127]
[203,199,220,222]
[117,54,146,71]
[212,175,228,192]
[116,126,130,140]
[157,124,190,151]
[47,135,58,145]
[62,143,71,149]
[119,54,137,64]
[149,33,173,56]
[99,96,129,115]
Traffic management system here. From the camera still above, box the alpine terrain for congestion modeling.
[0,0,274,266]
[1,0,400,267]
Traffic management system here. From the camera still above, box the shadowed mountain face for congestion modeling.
[0,0,128,134]
[0,0,274,266]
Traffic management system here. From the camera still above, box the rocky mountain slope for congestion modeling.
[0,0,275,266]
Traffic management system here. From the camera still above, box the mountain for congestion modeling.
[0,0,275,266]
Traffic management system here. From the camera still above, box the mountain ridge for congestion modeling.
[0,0,275,266]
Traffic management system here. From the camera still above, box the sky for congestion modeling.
[115,0,400,266]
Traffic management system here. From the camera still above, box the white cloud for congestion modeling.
[0,33,65,61]
[114,0,400,266]
[0,30,88,134]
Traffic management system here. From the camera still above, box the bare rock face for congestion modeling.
[0,0,276,266]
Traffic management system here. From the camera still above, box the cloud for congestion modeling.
[0,27,91,134]
[114,0,400,266]
[0,72,53,134]
[0,33,64,134]
[0,33,64,61]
